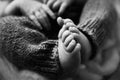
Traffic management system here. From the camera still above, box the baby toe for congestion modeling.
[66,39,76,52]
[64,35,74,47]
[69,27,79,34]
[61,30,71,42]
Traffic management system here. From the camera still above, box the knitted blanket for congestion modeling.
[0,16,61,79]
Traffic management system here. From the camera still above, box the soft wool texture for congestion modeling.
[0,15,106,79]
[0,16,62,79]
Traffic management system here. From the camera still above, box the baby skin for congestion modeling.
[57,17,82,76]
[57,17,92,75]
[57,17,92,78]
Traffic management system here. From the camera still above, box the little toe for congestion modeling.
[65,22,76,28]
[69,27,79,34]
[66,39,76,52]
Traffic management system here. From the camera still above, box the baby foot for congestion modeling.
[57,18,81,75]
[58,17,91,62]
[68,27,92,62]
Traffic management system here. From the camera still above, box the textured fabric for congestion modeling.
[77,1,119,80]
[77,0,117,59]
[0,16,62,79]
[78,17,105,52]
[78,0,106,50]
